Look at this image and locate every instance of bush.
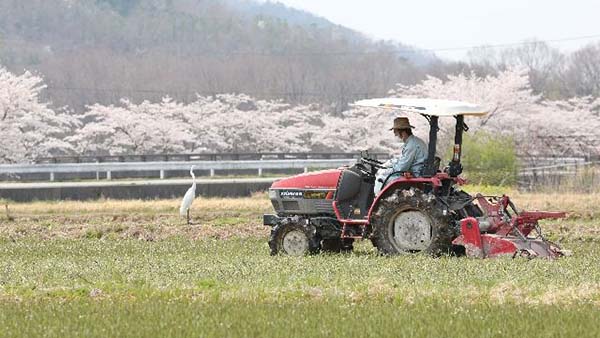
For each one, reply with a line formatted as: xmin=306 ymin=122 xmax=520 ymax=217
xmin=448 ymin=131 xmax=519 ymax=186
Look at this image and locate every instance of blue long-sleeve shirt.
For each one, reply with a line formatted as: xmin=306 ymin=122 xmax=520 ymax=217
xmin=374 ymin=135 xmax=428 ymax=194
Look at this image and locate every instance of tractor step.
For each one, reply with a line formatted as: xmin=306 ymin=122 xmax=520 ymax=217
xmin=341 ymin=235 xmax=365 ymax=239
xmin=332 ymin=200 xmax=370 ymax=239
xmin=340 ymin=223 xmax=368 ymax=239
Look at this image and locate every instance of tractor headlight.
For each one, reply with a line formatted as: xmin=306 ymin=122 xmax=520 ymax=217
xmin=268 ymin=189 xmax=278 ymax=199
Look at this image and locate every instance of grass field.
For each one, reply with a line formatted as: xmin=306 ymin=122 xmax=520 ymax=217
xmin=1 ymin=187 xmax=599 ymax=337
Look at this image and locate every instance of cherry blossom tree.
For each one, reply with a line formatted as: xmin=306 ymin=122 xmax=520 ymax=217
xmin=67 ymin=98 xmax=194 ymax=155
xmin=68 ymin=71 xmax=587 ymax=158
xmin=180 ymin=94 xmax=306 ymax=153
xmin=527 ymin=96 xmax=600 ymax=157
xmin=4 ymin=64 xmax=598 ymax=163
xmin=69 ymin=93 xmax=341 ymax=155
xmin=383 ymin=69 xmax=599 ymax=158
xmin=0 ymin=66 xmax=76 ymax=163
xmin=389 ymin=68 xmax=540 ymax=129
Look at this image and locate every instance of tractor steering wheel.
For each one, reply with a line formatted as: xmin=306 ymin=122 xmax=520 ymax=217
xmin=355 ymin=163 xmax=373 ymax=176
xmin=361 ymin=157 xmax=386 ymax=170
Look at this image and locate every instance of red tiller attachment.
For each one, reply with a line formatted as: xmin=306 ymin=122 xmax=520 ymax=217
xmin=452 ymin=194 xmax=568 ymax=259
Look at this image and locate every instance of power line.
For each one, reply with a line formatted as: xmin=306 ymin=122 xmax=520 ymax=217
xmin=2 ymin=33 xmax=600 ymax=56
xmin=45 ymin=86 xmax=382 ymax=98
xmin=427 ymin=34 xmax=600 ymax=53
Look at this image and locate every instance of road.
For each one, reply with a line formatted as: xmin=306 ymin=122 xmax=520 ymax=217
xmin=0 ymin=178 xmax=278 ymax=201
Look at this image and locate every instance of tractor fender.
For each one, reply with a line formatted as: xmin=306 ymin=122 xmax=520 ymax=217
xmin=367 ymin=176 xmax=443 ymax=220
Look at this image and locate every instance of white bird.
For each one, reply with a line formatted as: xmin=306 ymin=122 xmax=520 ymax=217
xmin=179 ymin=165 xmax=197 ymax=224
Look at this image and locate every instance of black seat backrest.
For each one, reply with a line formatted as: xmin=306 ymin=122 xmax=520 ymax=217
xmin=335 ymin=169 xmax=362 ymax=202
xmin=335 ymin=168 xmax=374 ymax=219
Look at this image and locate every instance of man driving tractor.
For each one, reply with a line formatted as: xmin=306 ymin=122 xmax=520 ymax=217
xmin=374 ymin=117 xmax=428 ymax=194
xmin=265 ymin=98 xmax=568 ymax=259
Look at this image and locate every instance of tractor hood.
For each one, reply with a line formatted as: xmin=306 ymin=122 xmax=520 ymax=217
xmin=271 ymin=169 xmax=342 ymax=190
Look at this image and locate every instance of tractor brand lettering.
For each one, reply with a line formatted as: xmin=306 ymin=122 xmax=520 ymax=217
xmin=279 ymin=190 xmax=303 ymax=199
xmin=303 ymin=191 xmax=327 ymax=199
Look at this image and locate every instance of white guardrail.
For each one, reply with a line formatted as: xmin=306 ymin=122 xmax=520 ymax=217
xmin=0 ymin=159 xmax=356 ymax=181
xmin=2 ymin=158 xmax=597 ymax=182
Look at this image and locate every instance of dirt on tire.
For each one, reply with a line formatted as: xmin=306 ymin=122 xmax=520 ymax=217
xmin=370 ymin=187 xmax=453 ymax=256
xmin=268 ymin=220 xmax=320 ymax=255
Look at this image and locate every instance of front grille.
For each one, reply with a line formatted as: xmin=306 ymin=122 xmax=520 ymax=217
xmin=314 ymin=200 xmax=334 ymax=213
xmin=271 ymin=200 xmax=281 ymax=211
xmin=282 ymin=200 xmax=300 ymax=211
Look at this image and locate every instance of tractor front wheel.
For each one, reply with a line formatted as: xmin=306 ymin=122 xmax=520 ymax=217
xmin=370 ymin=187 xmax=452 ymax=255
xmin=269 ymin=221 xmax=320 ymax=256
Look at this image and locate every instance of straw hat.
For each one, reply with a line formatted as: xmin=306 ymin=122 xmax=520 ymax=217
xmin=389 ymin=117 xmax=415 ymax=130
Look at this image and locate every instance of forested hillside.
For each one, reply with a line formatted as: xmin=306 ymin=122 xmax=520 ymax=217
xmin=0 ymin=0 xmax=433 ymax=111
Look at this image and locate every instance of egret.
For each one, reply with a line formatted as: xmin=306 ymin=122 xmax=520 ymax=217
xmin=179 ymin=165 xmax=197 ymax=224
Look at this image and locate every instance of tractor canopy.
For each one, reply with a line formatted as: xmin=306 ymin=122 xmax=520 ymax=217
xmin=351 ymin=98 xmax=489 ymax=178
xmin=351 ymin=98 xmax=488 ymax=117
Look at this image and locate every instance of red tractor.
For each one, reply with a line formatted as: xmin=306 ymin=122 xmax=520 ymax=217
xmin=263 ymin=98 xmax=567 ymax=258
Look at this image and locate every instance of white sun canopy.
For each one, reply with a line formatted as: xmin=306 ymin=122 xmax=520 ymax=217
xmin=351 ymin=98 xmax=488 ymax=117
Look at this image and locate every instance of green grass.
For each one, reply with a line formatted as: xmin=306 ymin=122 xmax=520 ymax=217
xmin=2 ymin=238 xmax=599 ymax=300
xmin=0 ymin=237 xmax=599 ymax=337
xmin=1 ymin=299 xmax=598 ymax=338
xmin=0 ymin=194 xmax=599 ymax=337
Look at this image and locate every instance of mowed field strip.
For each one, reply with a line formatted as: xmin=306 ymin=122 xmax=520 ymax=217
xmin=0 ymin=186 xmax=599 ymax=337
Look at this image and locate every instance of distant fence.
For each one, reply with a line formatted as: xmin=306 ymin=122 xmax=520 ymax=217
xmin=3 ymin=153 xmax=598 ymax=190
xmin=0 ymin=159 xmax=362 ymax=182
xmin=34 ymin=152 xmax=389 ymax=164
xmin=4 ymin=152 xmax=389 ymax=182
xmin=518 ymin=160 xmax=600 ymax=191
xmin=518 ymin=155 xmax=597 ymax=168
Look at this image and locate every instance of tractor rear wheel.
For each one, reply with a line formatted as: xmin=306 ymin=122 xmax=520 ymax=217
xmin=269 ymin=221 xmax=320 ymax=256
xmin=370 ymin=187 xmax=452 ymax=255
